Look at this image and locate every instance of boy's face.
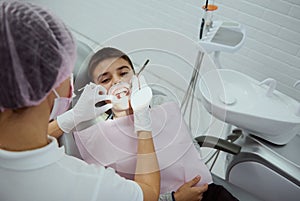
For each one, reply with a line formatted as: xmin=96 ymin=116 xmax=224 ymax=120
xmin=92 ymin=57 xmax=134 ymax=92
xmin=92 ymin=57 xmax=134 ymax=113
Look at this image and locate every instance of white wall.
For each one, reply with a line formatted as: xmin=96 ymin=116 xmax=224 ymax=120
xmin=28 ymin=0 xmax=300 ymax=102
xmin=214 ymin=0 xmax=300 ymax=102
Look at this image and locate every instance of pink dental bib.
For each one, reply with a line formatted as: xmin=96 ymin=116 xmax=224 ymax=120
xmin=73 ymin=102 xmax=212 ymax=193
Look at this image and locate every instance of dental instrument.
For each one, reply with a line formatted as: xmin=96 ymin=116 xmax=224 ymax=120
xmin=77 ymin=82 xmax=97 ymax=92
xmin=136 ymin=59 xmax=150 ymax=77
xmin=199 ymin=0 xmax=208 ymax=40
xmin=205 ymin=0 xmax=209 ymax=10
xmin=199 ymin=18 xmax=205 ymax=39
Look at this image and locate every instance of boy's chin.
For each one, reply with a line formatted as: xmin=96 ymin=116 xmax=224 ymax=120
xmin=111 ymin=105 xmax=132 ymax=118
xmin=112 ymin=96 xmax=130 ymax=111
xmin=112 ymin=101 xmax=130 ymax=112
xmin=112 ymin=105 xmax=129 ymax=112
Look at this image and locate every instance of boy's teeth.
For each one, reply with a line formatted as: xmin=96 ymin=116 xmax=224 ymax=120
xmin=116 ymin=92 xmax=126 ymax=99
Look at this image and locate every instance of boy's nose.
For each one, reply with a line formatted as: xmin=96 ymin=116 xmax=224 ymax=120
xmin=112 ymin=76 xmax=121 ymax=85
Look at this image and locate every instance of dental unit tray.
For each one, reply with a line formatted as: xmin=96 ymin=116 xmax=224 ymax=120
xmin=199 ymin=21 xmax=246 ymax=53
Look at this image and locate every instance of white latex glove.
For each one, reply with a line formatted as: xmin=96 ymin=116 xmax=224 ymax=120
xmin=57 ymin=83 xmax=113 ymax=133
xmin=130 ymin=75 xmax=152 ymax=132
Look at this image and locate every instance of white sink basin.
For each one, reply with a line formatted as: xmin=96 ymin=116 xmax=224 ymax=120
xmin=199 ymin=69 xmax=300 ymax=145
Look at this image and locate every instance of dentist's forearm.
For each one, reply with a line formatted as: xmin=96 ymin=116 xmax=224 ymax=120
xmin=135 ymin=130 xmax=160 ymax=201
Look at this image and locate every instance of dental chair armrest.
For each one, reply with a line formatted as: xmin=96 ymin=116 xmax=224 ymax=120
xmin=195 ymin=136 xmax=241 ymax=155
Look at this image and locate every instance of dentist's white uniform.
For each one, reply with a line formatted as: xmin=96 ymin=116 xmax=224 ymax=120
xmin=0 ymin=136 xmax=143 ymax=201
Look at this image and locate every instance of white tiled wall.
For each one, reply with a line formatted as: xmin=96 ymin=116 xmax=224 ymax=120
xmin=213 ymin=0 xmax=300 ymax=102
xmin=29 ymin=0 xmax=300 ymax=102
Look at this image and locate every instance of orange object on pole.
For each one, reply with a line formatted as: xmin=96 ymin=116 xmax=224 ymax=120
xmin=202 ymin=4 xmax=218 ymax=11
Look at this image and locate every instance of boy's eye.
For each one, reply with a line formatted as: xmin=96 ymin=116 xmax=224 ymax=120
xmin=120 ymin=71 xmax=129 ymax=76
xmin=100 ymin=78 xmax=110 ymax=84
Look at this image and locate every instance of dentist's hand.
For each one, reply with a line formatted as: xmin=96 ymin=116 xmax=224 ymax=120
xmin=130 ymin=75 xmax=152 ymax=132
xmin=57 ymin=83 xmax=113 ymax=133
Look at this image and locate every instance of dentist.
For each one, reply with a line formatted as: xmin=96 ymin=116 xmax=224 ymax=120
xmin=0 ymin=1 xmax=160 ymax=201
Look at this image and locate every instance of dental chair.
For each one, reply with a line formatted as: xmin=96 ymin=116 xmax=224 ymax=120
xmin=225 ymin=130 xmax=300 ymax=201
xmin=57 ymin=36 xmax=262 ymax=201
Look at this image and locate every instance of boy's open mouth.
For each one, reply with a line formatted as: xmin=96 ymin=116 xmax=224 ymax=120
xmin=111 ymin=87 xmax=130 ymax=99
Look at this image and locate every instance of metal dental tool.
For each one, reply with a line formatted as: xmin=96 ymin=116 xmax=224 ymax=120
xmin=136 ymin=59 xmax=150 ymax=77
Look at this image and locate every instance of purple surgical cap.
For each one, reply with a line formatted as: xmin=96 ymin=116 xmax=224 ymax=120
xmin=0 ymin=1 xmax=76 ymax=111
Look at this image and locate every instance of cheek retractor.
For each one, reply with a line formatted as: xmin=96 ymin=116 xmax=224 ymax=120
xmin=108 ymin=82 xmax=131 ymax=111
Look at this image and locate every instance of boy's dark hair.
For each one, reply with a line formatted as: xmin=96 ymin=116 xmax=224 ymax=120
xmin=88 ymin=47 xmax=135 ymax=79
